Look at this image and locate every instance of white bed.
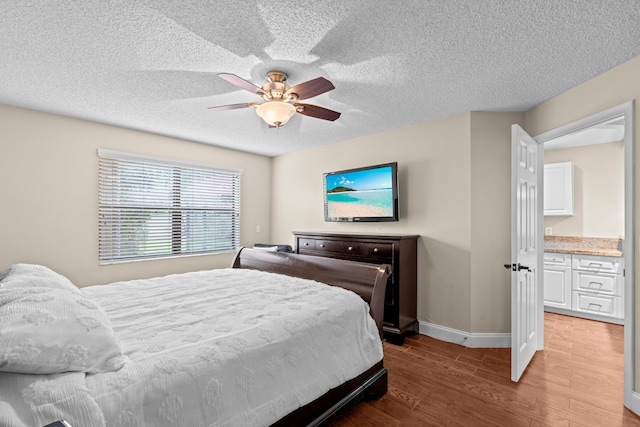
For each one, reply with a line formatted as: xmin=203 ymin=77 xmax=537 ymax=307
xmin=0 ymin=248 xmax=390 ymax=427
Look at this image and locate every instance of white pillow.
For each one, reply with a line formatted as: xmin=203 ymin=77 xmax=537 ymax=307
xmin=253 ymin=245 xmax=279 ymax=252
xmin=0 ymin=287 xmax=125 ymax=374
xmin=0 ymin=263 xmax=77 ymax=292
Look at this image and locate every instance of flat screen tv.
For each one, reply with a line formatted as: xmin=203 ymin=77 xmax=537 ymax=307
xmin=323 ymin=162 xmax=399 ymax=222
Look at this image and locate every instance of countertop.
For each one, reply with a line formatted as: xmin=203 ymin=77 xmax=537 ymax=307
xmin=544 ymin=236 xmax=623 ymax=257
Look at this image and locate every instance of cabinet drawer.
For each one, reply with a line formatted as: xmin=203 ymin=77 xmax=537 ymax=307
xmin=297 ymin=238 xmax=316 ymax=251
xmin=315 ymin=240 xmax=362 ymax=256
xmin=572 ymin=271 xmax=623 ymax=296
xmin=361 ymin=243 xmax=393 ymax=260
xmin=572 ymin=292 xmax=622 ymax=318
xmin=572 ymin=254 xmax=623 ymax=274
xmin=543 ymin=252 xmax=571 ymax=267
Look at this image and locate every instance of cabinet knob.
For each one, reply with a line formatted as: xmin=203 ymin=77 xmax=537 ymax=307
xmin=320 ymin=244 xmax=324 ymax=247
xmin=348 ymin=246 xmax=353 ymax=251
xmin=373 ymin=248 xmax=379 ymax=253
xmin=304 ymin=242 xmax=309 ymax=246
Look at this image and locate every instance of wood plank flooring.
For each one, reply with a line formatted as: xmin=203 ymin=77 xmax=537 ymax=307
xmin=329 ymin=312 xmax=640 ymax=426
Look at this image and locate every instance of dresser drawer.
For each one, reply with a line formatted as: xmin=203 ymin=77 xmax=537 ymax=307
xmin=297 ymin=238 xmax=316 ymax=251
xmin=315 ymin=240 xmax=362 ymax=256
xmin=361 ymin=243 xmax=393 ymax=260
xmin=572 ymin=292 xmax=622 ymax=318
xmin=572 ymin=271 xmax=623 ymax=296
xmin=543 ymin=252 xmax=571 ymax=267
xmin=572 ymin=254 xmax=623 ymax=274
xmin=313 ymin=240 xmax=393 ymax=260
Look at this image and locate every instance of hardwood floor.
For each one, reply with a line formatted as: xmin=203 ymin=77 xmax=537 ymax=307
xmin=329 ymin=312 xmax=640 ymax=426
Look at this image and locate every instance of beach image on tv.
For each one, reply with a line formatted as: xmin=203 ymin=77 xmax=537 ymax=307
xmin=325 ymin=166 xmax=394 ymax=218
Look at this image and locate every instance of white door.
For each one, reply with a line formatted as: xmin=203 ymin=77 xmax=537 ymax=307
xmin=510 ymin=124 xmax=541 ymax=382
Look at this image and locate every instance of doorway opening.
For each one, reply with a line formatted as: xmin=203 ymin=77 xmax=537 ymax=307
xmin=542 ymin=115 xmax=625 ymax=324
xmin=531 ymin=101 xmax=634 ymax=410
xmin=541 ymin=114 xmax=626 ymax=410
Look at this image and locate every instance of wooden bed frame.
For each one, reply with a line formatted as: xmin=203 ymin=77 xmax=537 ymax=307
xmin=230 ymin=247 xmax=392 ymax=426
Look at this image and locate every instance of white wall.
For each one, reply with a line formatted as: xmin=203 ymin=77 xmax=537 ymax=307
xmin=0 ymin=104 xmax=272 ymax=286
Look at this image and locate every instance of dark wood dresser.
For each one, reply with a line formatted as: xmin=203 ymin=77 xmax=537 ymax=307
xmin=293 ymin=231 xmax=419 ymax=344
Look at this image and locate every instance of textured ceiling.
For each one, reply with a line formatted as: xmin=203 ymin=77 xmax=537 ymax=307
xmin=1 ymin=1 xmax=640 ymax=157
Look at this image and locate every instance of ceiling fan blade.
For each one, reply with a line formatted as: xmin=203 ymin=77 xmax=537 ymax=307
xmin=207 ymin=102 xmax=256 ymax=111
xmin=218 ymin=73 xmax=265 ymax=96
xmin=294 ymin=103 xmax=341 ymax=121
xmin=285 ymin=77 xmax=335 ymax=100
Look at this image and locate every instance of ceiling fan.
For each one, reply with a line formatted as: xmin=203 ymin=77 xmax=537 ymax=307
xmin=208 ymin=71 xmax=341 ymax=128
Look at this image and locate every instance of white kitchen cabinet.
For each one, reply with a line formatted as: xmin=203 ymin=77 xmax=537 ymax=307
xmin=544 ymin=162 xmax=574 ymax=216
xmin=571 ymin=254 xmax=624 ymax=320
xmin=571 ymin=254 xmax=623 ymax=274
xmin=543 ymin=252 xmax=624 ymax=323
xmin=543 ymin=253 xmax=572 ymax=310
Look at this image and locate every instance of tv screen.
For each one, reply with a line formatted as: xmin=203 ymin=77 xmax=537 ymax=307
xmin=323 ymin=162 xmax=399 ymax=222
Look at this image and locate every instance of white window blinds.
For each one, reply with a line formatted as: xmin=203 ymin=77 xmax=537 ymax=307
xmin=98 ymin=149 xmax=242 ymax=264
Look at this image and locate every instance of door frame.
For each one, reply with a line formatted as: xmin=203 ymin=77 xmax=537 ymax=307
xmin=531 ymin=100 xmax=635 ymax=410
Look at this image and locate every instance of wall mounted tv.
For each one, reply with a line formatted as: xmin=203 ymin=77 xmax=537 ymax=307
xmin=323 ymin=162 xmax=399 ymax=222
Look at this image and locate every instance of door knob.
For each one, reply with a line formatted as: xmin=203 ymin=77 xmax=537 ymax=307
xmin=503 ymin=263 xmax=531 ymax=272
xmin=517 ymin=264 xmax=532 ymax=272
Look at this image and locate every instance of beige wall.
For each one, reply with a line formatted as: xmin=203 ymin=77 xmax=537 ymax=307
xmin=272 ymin=111 xmax=523 ymax=333
xmin=544 ymin=142 xmax=624 ymax=238
xmin=0 ymin=104 xmax=272 ymax=286
xmin=469 ymin=112 xmax=523 ymax=333
xmin=525 ymin=55 xmax=640 ymax=391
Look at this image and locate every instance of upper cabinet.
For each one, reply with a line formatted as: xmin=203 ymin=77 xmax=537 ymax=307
xmin=544 ymin=161 xmax=574 ymax=216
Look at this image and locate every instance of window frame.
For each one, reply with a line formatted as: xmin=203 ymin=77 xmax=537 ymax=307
xmin=97 ymin=148 xmax=242 ymax=265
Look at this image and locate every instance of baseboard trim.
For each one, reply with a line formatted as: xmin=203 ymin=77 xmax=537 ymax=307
xmin=629 ymin=390 xmax=640 ymax=416
xmin=418 ymin=320 xmax=511 ymax=348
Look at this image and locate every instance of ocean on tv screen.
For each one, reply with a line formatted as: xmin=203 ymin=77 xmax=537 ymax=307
xmin=326 ymin=189 xmax=393 ymax=217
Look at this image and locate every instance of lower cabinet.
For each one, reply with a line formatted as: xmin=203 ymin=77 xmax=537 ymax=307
xmin=543 ymin=252 xmax=624 ymax=323
xmin=543 ymin=253 xmax=571 ymax=310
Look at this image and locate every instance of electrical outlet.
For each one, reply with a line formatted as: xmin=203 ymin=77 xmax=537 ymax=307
xmin=545 ymin=227 xmax=552 ymax=236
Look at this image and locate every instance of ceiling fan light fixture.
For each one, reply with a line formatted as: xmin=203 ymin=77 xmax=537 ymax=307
xmin=210 ymin=71 xmax=340 ymax=125
xmin=256 ymin=101 xmax=296 ymax=127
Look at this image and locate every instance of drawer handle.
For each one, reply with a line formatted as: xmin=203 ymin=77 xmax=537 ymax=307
xmin=304 ymin=242 xmax=309 ymax=246
xmin=588 ymin=262 xmax=603 ymax=267
xmin=373 ymin=248 xmax=379 ymax=253
xmin=588 ymin=281 xmax=603 ymax=289
xmin=319 ymin=244 xmax=324 ymax=247
xmin=348 ymin=246 xmax=353 ymax=251
xmin=587 ymin=302 xmax=602 ymax=310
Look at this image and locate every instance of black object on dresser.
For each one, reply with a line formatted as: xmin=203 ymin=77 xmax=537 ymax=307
xmin=293 ymin=231 xmax=419 ymax=344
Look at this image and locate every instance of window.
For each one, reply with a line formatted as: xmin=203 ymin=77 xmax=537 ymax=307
xmin=98 ymin=149 xmax=242 ymax=264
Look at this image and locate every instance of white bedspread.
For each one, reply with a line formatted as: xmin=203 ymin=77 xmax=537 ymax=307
xmin=79 ymin=268 xmax=383 ymax=427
